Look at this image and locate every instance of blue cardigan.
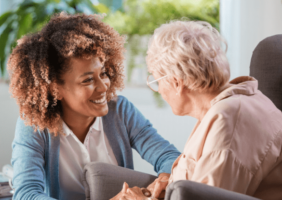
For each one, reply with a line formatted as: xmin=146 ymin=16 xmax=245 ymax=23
xmin=11 ymin=95 xmax=181 ymax=200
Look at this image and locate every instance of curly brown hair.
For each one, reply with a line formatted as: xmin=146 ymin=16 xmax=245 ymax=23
xmin=8 ymin=12 xmax=125 ymax=135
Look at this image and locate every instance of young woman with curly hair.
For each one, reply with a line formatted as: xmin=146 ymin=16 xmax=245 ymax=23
xmin=8 ymin=13 xmax=180 ymax=200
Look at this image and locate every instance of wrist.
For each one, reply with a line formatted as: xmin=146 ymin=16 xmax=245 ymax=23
xmin=158 ymin=173 xmax=170 ymax=178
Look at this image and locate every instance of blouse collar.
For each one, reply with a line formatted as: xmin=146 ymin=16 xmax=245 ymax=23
xmin=210 ymin=76 xmax=258 ymax=106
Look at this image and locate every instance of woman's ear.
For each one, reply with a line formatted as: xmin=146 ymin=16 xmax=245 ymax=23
xmin=172 ymin=76 xmax=184 ymax=96
xmin=50 ymin=82 xmax=63 ymax=100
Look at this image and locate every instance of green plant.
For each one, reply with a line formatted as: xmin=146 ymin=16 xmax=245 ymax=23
xmin=0 ymin=0 xmax=117 ymax=77
xmin=105 ymin=0 xmax=219 ymax=36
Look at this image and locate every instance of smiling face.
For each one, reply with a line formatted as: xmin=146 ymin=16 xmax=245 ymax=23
xmin=57 ymin=57 xmax=110 ymax=120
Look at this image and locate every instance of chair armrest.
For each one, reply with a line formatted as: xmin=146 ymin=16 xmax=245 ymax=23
xmin=165 ymin=180 xmax=261 ymax=200
xmin=82 ymin=162 xmax=157 ymax=200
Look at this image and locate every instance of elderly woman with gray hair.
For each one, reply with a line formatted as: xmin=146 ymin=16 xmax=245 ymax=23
xmin=111 ymin=20 xmax=282 ymax=200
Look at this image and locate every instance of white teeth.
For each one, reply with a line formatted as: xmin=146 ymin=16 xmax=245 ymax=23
xmin=90 ymin=96 xmax=106 ymax=104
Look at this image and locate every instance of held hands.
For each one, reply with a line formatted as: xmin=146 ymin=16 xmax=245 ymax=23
xmin=110 ymin=182 xmax=148 ymax=200
xmin=110 ymin=173 xmax=170 ymax=200
xmin=146 ymin=173 xmax=170 ymax=199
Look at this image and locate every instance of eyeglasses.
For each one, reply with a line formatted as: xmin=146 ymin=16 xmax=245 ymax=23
xmin=147 ymin=74 xmax=168 ymax=92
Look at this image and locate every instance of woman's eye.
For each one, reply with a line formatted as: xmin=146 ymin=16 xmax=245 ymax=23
xmin=82 ymin=77 xmax=93 ymax=83
xmin=101 ymin=72 xmax=109 ymax=78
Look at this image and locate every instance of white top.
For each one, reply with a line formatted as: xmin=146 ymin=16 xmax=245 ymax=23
xmin=59 ymin=117 xmax=118 ymax=200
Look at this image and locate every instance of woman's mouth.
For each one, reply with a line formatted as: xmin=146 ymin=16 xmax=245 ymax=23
xmin=90 ymin=96 xmax=106 ymax=104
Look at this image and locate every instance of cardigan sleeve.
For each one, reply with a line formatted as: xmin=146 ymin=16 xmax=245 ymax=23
xmin=11 ymin=117 xmax=56 ymax=200
xmin=120 ymin=96 xmax=181 ymax=175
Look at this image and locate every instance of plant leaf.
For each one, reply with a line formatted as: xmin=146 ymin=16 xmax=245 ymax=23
xmin=17 ymin=13 xmax=33 ymax=39
xmin=0 ymin=11 xmax=13 ymax=27
xmin=0 ymin=25 xmax=11 ymax=59
xmin=0 ymin=58 xmax=5 ymax=76
xmin=93 ymin=3 xmax=110 ymax=13
xmin=0 ymin=23 xmax=12 ymax=77
xmin=19 ymin=0 xmax=38 ymax=7
xmin=51 ymin=0 xmax=61 ymax=3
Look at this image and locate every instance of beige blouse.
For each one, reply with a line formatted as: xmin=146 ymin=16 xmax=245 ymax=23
xmin=169 ymin=76 xmax=282 ymax=200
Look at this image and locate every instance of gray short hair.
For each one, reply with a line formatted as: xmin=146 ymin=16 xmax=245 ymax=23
xmin=146 ymin=20 xmax=230 ymax=92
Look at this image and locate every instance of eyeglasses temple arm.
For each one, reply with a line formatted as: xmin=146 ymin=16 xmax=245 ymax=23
xmin=147 ymin=75 xmax=168 ymax=84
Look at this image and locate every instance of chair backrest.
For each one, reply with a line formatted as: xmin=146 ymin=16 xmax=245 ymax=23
xmin=250 ymin=34 xmax=282 ymax=111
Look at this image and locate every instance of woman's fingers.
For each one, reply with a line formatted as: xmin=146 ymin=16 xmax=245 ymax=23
xmin=152 ymin=179 xmax=168 ymax=198
xmin=111 ymin=184 xmax=145 ymax=200
xmin=146 ymin=179 xmax=157 ymax=195
xmin=141 ymin=188 xmax=151 ymax=197
xmin=110 ymin=182 xmax=129 ymax=200
xmin=117 ymin=190 xmax=135 ymax=200
xmin=118 ymin=194 xmax=132 ymax=200
xmin=122 ymin=182 xmax=129 ymax=193
xmin=147 ymin=174 xmax=170 ymax=198
xmin=126 ymin=188 xmax=145 ymax=200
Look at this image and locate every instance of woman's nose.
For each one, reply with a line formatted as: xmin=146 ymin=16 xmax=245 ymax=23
xmin=96 ymin=78 xmax=109 ymax=92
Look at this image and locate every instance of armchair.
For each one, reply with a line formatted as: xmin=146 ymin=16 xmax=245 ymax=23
xmin=82 ymin=162 xmax=157 ymax=200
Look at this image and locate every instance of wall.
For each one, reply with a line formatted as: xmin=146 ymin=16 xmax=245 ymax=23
xmin=220 ymin=0 xmax=282 ymax=79
xmin=0 ymin=84 xmax=19 ymax=170
xmin=0 ymin=0 xmax=15 ymax=170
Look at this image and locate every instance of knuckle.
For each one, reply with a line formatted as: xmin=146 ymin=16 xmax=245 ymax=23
xmin=147 ymin=185 xmax=153 ymax=190
xmin=127 ymin=188 xmax=132 ymax=192
xmin=156 ymin=180 xmax=161 ymax=185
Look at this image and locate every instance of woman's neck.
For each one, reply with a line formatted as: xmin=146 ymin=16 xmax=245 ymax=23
xmin=62 ymin=109 xmax=96 ymax=143
xmin=187 ymin=92 xmax=216 ymax=121
xmin=187 ymin=84 xmax=233 ymax=121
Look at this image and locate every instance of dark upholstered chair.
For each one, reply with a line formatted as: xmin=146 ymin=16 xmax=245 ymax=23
xmin=83 ymin=35 xmax=282 ymax=200
xmin=250 ymin=34 xmax=282 ymax=112
xmin=82 ymin=162 xmax=157 ymax=200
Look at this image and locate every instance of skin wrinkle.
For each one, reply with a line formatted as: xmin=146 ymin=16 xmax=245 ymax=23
xmin=8 ymin=13 xmax=125 ymax=136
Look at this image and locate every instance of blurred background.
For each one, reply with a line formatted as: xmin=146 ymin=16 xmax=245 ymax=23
xmin=0 ymin=0 xmax=281 ymax=175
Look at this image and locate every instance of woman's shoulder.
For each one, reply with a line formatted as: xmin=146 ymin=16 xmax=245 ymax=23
xmin=108 ymin=95 xmax=130 ymax=106
xmin=203 ymin=92 xmax=282 ymax=173
xmin=205 ymin=94 xmax=246 ymax=131
xmin=104 ymin=95 xmax=149 ymax=129
xmin=209 ymin=94 xmax=242 ymax=118
xmin=14 ymin=117 xmax=49 ymax=145
xmin=200 ymin=96 xmax=242 ymax=153
xmin=107 ymin=95 xmax=135 ymax=115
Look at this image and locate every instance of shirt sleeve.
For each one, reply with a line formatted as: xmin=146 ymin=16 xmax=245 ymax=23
xmin=191 ymin=149 xmax=253 ymax=194
xmin=11 ymin=117 xmax=57 ymax=200
xmin=121 ymin=96 xmax=181 ymax=175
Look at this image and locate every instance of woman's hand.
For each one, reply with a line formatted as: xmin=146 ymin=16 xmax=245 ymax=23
xmin=110 ymin=182 xmax=148 ymax=200
xmin=110 ymin=173 xmax=170 ymax=200
xmin=146 ymin=173 xmax=170 ymax=199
